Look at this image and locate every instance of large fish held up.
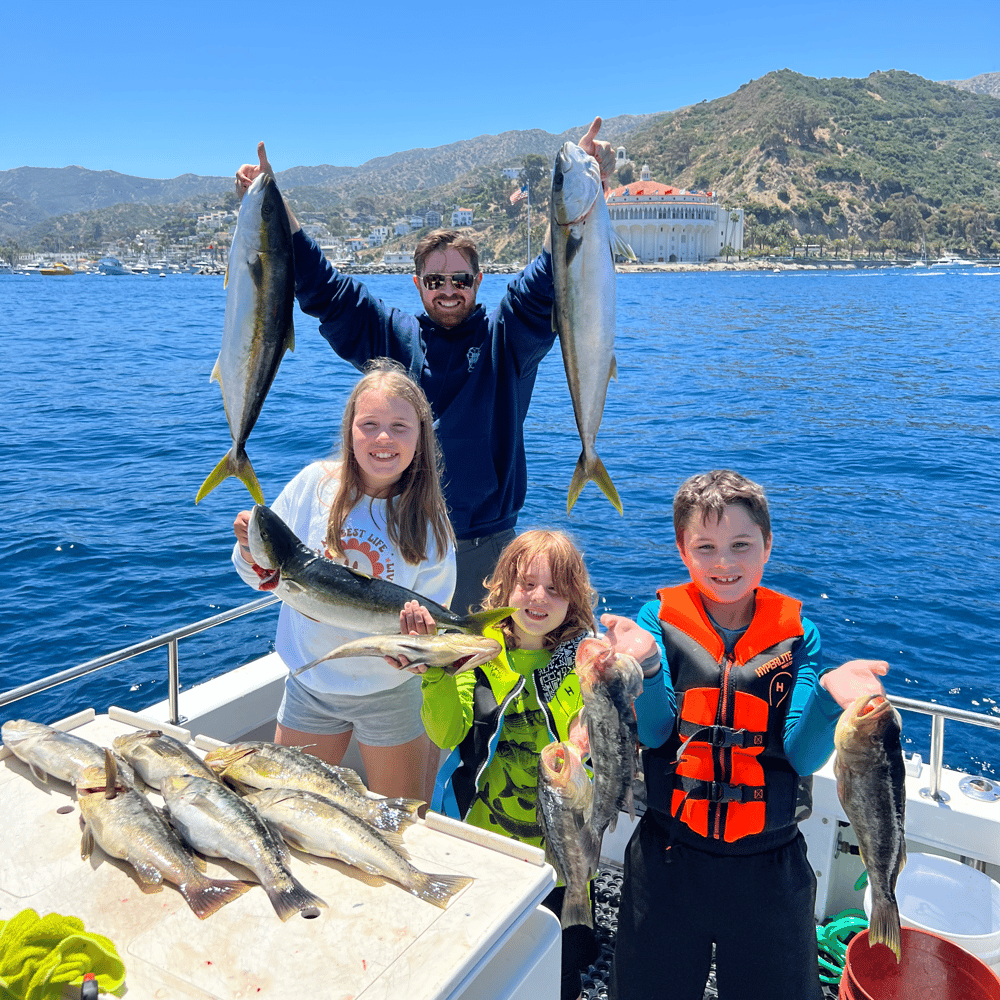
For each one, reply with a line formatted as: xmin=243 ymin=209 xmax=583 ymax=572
xmin=196 ymin=172 xmax=295 ymax=506
xmin=536 ymin=741 xmax=599 ymax=929
xmin=550 ymin=141 xmax=634 ymax=516
xmin=834 ymin=694 xmax=907 ymax=962
xmin=574 ymin=637 xmax=643 ymax=844
xmin=246 ymin=504 xmax=513 ymax=635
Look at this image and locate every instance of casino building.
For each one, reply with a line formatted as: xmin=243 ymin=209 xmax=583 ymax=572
xmin=607 ymin=152 xmax=744 ymax=263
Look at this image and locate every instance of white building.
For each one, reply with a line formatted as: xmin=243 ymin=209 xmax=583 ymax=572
xmin=382 ymin=251 xmax=414 ymax=266
xmin=502 ymin=167 xmax=522 ymax=180
xmin=424 ymin=210 xmax=442 ymax=229
xmin=607 ymin=164 xmax=744 ymax=263
xmin=451 ymin=208 xmax=473 ymax=228
xmin=367 ymin=226 xmax=389 ymax=247
xmin=409 ymin=215 xmax=425 ymax=230
xmin=394 ymin=220 xmax=411 ymax=236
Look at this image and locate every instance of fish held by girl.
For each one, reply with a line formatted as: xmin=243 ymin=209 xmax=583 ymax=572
xmin=246 ymin=504 xmax=513 ymax=635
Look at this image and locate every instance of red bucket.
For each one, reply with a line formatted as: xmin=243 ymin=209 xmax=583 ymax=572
xmin=840 ymin=927 xmax=1000 ymax=1000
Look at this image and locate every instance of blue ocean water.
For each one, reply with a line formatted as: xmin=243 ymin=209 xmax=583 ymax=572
xmin=3 ymin=267 xmax=998 ymax=777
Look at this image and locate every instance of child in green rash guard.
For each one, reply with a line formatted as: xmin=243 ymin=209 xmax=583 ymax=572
xmin=395 ymin=530 xmax=599 ymax=1000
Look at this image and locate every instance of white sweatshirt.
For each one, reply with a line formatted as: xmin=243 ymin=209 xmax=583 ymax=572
xmin=232 ymin=461 xmax=456 ymax=695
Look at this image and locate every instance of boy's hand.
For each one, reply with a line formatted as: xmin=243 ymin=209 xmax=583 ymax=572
xmin=820 ymin=659 xmax=889 ymax=709
xmin=567 ymin=713 xmax=590 ymax=757
xmin=600 ymin=614 xmax=660 ymax=677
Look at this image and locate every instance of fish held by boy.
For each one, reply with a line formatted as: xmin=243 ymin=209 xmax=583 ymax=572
xmin=550 ymin=140 xmax=633 ymax=516
xmin=536 ymin=741 xmax=600 ymax=929
xmin=246 ymin=504 xmax=514 ymax=635
xmin=245 ymin=786 xmax=473 ymax=909
xmin=291 ymin=633 xmax=502 ymax=678
xmin=834 ymin=694 xmax=907 ymax=962
xmin=203 ymin=740 xmax=422 ymax=834
xmin=112 ymin=729 xmax=219 ymax=791
xmin=76 ymin=751 xmax=254 ymax=919
xmin=2 ymin=719 xmax=135 ymax=787
xmin=160 ymin=773 xmax=326 ymax=921
xmin=196 ymin=172 xmax=295 ymax=506
xmin=574 ymin=637 xmax=644 ymax=842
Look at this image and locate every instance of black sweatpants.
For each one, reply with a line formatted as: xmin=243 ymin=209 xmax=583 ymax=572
xmin=543 ymin=885 xmax=600 ymax=1000
xmin=608 ymin=812 xmax=822 ymax=1000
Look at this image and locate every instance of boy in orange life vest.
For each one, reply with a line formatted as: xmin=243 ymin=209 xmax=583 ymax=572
xmin=601 ymin=469 xmax=889 ymax=1000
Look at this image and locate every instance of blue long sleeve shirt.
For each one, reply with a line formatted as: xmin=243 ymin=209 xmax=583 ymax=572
xmin=292 ymin=231 xmax=557 ymax=539
xmin=633 ymin=597 xmax=843 ymax=776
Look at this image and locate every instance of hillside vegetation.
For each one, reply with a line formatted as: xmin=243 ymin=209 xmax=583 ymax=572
xmin=4 ymin=71 xmax=1000 ymax=261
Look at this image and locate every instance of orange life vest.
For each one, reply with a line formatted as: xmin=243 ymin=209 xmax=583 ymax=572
xmin=643 ymin=582 xmax=804 ymax=851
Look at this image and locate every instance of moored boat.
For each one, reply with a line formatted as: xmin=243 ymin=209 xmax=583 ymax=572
xmin=39 ymin=261 xmax=75 ymax=275
xmin=97 ymin=255 xmax=133 ymax=275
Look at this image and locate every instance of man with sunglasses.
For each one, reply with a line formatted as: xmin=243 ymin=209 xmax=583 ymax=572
xmin=235 ymin=117 xmax=614 ymax=613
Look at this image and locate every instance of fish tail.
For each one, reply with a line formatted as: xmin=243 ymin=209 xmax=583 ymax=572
xmin=195 ymin=447 xmax=265 ymax=506
xmin=457 ymin=607 xmax=519 ymax=635
xmin=567 ymin=451 xmax=623 ymax=515
xmin=560 ymin=885 xmax=594 ymax=929
xmin=264 ymin=874 xmax=327 ymax=922
xmin=868 ymin=897 xmax=902 ymax=963
xmin=409 ymin=872 xmax=473 ymax=910
xmin=376 ymin=797 xmax=423 ymax=832
xmin=181 ymin=876 xmax=256 ymax=920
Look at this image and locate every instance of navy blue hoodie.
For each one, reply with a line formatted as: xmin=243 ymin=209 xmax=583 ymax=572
xmin=292 ymin=231 xmax=557 ymax=539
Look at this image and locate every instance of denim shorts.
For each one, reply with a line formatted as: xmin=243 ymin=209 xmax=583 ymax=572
xmin=277 ymin=671 xmax=426 ymax=747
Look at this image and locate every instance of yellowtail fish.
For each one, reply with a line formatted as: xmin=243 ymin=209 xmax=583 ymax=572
xmin=196 ymin=172 xmax=294 ymax=505
xmin=550 ymin=141 xmax=634 ymax=515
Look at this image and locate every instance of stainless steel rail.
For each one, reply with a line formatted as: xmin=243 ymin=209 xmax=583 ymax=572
xmin=0 ymin=595 xmax=280 ymax=724
xmin=890 ymin=694 xmax=1000 ymax=803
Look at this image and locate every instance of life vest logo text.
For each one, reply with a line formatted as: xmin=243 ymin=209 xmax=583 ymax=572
xmin=755 ymin=650 xmax=793 ymax=678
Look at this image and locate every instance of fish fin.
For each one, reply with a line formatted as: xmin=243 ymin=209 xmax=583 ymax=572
xmin=559 ymin=888 xmax=595 ymax=929
xmin=374 ymin=797 xmax=423 ymax=833
xmin=868 ymin=897 xmax=902 ymax=963
xmin=264 ymin=874 xmax=327 ymax=922
xmin=29 ymin=762 xmax=50 ymax=783
xmin=564 ymin=232 xmax=585 ymax=268
xmin=333 ymin=766 xmax=370 ymax=795
xmin=248 ymin=253 xmax=265 ymax=289
xmin=223 ymin=263 xmax=229 ymax=289
xmin=610 ymin=355 xmax=618 ymax=382
xmin=80 ymin=822 xmax=94 ymax=860
xmin=455 ymin=607 xmax=518 ymax=635
xmin=129 ymin=859 xmax=166 ymax=889
xmin=180 ymin=876 xmax=256 ymax=920
xmin=567 ymin=452 xmax=623 ymax=516
xmin=551 ymin=302 xmax=559 ymax=335
xmin=409 ymin=872 xmax=474 ymax=910
xmin=195 ymin=447 xmax=265 ymax=506
xmin=285 ymin=320 xmax=295 ymax=354
xmin=209 ymin=356 xmax=221 ymax=385
xmin=611 ymin=233 xmax=637 ymax=261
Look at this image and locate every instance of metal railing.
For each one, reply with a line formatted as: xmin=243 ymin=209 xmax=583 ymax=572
xmin=890 ymin=694 xmax=1000 ymax=803
xmin=0 ymin=595 xmax=279 ymax=724
xmin=2 ymin=606 xmax=999 ymax=799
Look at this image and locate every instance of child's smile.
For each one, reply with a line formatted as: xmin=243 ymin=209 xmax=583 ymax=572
xmin=508 ymin=556 xmax=569 ymax=650
xmin=677 ymin=503 xmax=772 ymax=630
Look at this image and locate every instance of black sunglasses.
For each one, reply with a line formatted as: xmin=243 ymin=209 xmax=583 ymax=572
xmin=421 ymin=271 xmax=475 ymax=291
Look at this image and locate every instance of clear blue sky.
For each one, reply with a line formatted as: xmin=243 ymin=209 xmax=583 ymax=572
xmin=7 ymin=0 xmax=998 ymax=179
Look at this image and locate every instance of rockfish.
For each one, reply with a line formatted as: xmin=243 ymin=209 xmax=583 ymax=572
xmin=2 ymin=719 xmax=135 ymax=787
xmin=112 ymin=729 xmax=219 ymax=791
xmin=834 ymin=694 xmax=906 ymax=962
xmin=245 ymin=787 xmax=473 ymax=909
xmin=160 ymin=773 xmax=326 ymax=921
xmin=203 ymin=741 xmax=421 ymax=834
xmin=292 ymin=632 xmax=502 ymax=678
xmin=550 ymin=141 xmax=633 ymax=515
xmin=247 ymin=504 xmax=513 ymax=634
xmin=575 ymin=637 xmax=643 ymax=842
xmin=196 ymin=172 xmax=294 ymax=506
xmin=536 ymin=741 xmax=599 ymax=928
xmin=76 ymin=752 xmax=253 ymax=919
